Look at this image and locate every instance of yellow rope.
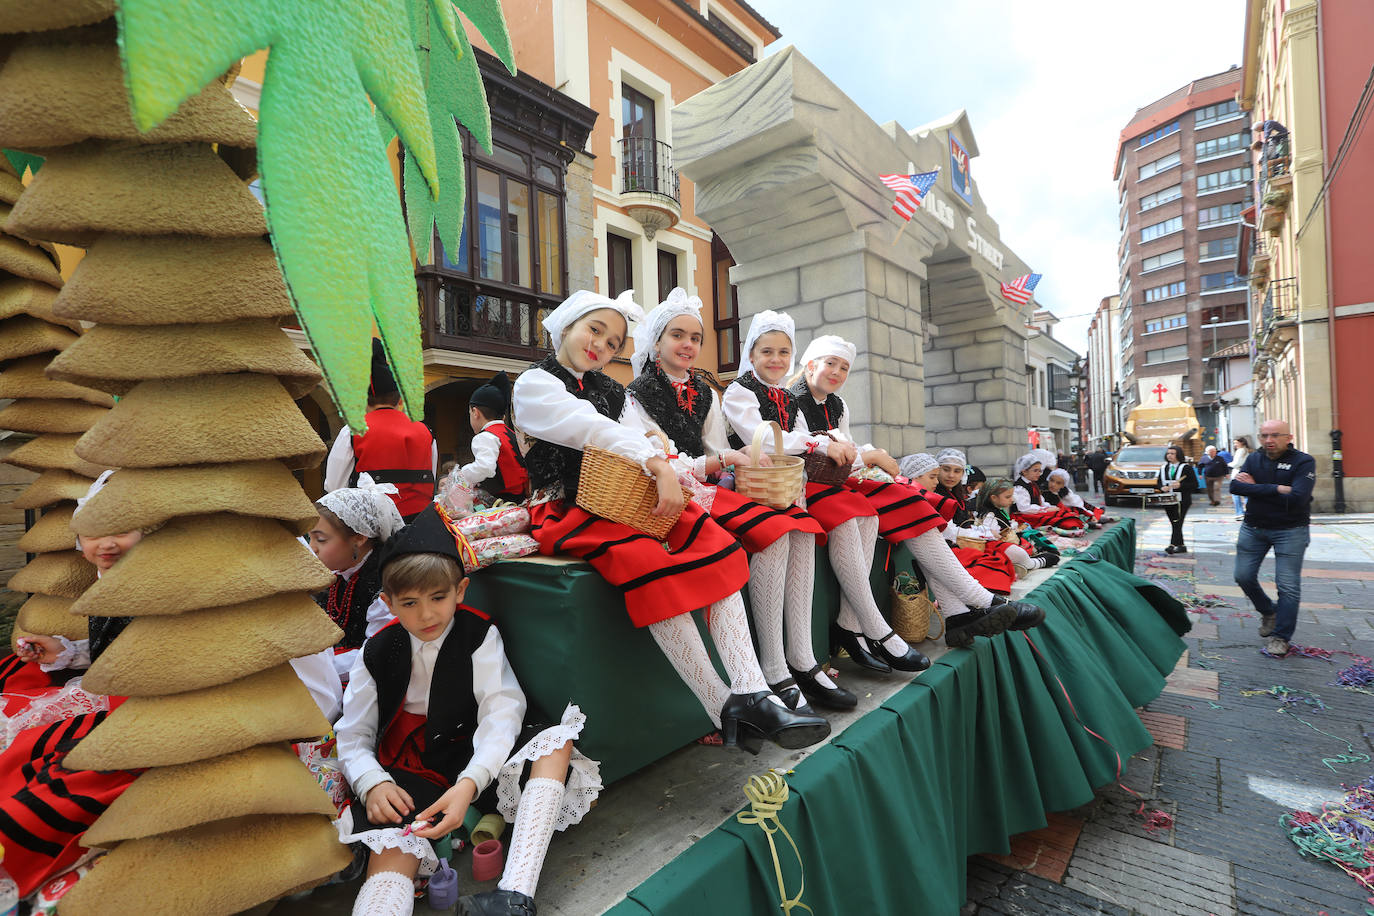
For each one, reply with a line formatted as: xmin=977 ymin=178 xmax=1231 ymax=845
xmin=735 ymin=772 xmax=813 ymax=915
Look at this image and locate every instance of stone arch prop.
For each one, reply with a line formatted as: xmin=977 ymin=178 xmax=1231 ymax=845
xmin=672 ymin=47 xmax=1037 ymax=471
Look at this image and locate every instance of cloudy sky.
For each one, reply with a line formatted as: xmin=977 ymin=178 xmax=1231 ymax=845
xmin=747 ymin=0 xmax=1246 ymax=351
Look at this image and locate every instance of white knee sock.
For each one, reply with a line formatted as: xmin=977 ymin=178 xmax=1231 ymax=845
xmin=498 ymin=776 xmax=563 ymax=899
xmin=747 ymin=537 xmax=790 ymax=684
xmin=353 ymin=871 xmax=414 ymax=916
xmin=783 ymin=530 xmax=836 ymax=688
xmin=707 ymin=591 xmax=774 ymax=698
xmin=1004 ymin=544 xmax=1037 ymax=568
xmin=830 ymin=518 xmax=912 ymax=658
xmin=904 ymin=530 xmax=994 ymax=614
xmin=648 ymin=614 xmax=731 ymax=725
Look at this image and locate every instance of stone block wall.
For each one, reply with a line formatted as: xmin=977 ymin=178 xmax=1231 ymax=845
xmin=565 ymin=151 xmax=597 ymax=296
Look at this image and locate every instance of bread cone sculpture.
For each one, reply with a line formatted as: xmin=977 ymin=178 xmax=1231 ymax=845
xmin=0 ymin=153 xmax=110 ymax=645
xmin=0 ymin=11 xmax=350 ymax=913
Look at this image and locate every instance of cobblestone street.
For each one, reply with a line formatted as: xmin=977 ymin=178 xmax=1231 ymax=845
xmin=965 ymin=501 xmax=1374 ymax=916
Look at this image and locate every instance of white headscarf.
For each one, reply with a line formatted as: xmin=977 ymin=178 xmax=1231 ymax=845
xmin=1032 ymin=448 xmax=1057 ymax=471
xmin=898 ymin=453 xmax=939 ymax=480
xmin=1048 ymin=468 xmax=1074 ymax=492
xmin=936 ymin=448 xmax=967 ymax=469
xmin=740 ymin=310 xmax=796 ymax=378
xmin=318 ymin=473 xmax=405 ymax=541
xmin=541 ymin=289 xmax=644 ymax=350
xmin=72 ymin=469 xmax=116 ymax=550
xmin=631 ymin=287 xmax=704 ymax=377
xmin=1014 ymin=452 xmax=1043 ymax=479
xmin=797 ymin=336 xmax=857 ymax=381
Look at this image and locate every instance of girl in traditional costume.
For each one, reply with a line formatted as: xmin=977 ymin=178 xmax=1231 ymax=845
xmin=1011 ymin=453 xmax=1085 ymax=532
xmin=930 ymin=448 xmax=1020 ymax=593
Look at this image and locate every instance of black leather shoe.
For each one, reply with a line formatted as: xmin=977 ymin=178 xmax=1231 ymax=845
xmin=1040 ymin=552 xmax=1060 ymax=568
xmin=1173 ymin=546 xmax=1188 ymax=554
xmin=459 ymin=890 xmax=537 ymax=916
xmin=944 ymin=603 xmax=1017 ymax=648
xmin=864 ymin=630 xmax=931 ymax=672
xmin=768 ymin=676 xmax=818 ymax=715
xmin=831 ymin=624 xmax=891 ymax=673
xmin=1000 ymin=597 xmax=1045 ymax=630
xmin=788 ymin=664 xmax=858 ymax=710
xmin=1164 ymin=545 xmax=1178 ymax=554
xmin=720 ymin=691 xmax=830 ymax=755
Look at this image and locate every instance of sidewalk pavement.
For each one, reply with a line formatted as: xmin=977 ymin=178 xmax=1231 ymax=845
xmin=964 ymin=501 xmax=1374 ymax=916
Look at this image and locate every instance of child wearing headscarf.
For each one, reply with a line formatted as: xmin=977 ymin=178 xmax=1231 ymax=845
xmin=973 ymin=479 xmax=1061 ymax=573
xmin=512 ymin=290 xmax=827 ymax=755
xmin=1010 ymin=452 xmax=1085 ymax=532
xmin=930 ymin=448 xmax=1021 ymax=594
xmin=1043 ymin=468 xmax=1104 ymax=527
xmin=625 ymin=291 xmax=846 ymax=713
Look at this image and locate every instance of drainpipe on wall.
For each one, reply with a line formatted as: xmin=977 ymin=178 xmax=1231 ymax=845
xmin=1315 ymin=3 xmax=1346 ymax=512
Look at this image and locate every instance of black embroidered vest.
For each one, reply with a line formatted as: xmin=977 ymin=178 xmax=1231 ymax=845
xmin=314 ymin=548 xmax=382 ymax=651
xmin=88 ymin=615 xmax=130 ymax=663
xmin=1015 ymin=478 xmax=1042 ymax=505
xmin=626 ymin=365 xmax=713 ymax=458
xmin=364 ymin=607 xmax=493 ymax=783
xmin=727 ymin=372 xmax=798 ymax=449
xmin=936 ymin=482 xmax=972 ymax=527
xmin=520 ymin=355 xmax=626 ymax=503
xmin=787 ymin=379 xmax=844 ymax=434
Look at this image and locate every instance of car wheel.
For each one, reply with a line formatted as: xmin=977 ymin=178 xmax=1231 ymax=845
xmin=1105 ymin=496 xmax=1120 ymax=507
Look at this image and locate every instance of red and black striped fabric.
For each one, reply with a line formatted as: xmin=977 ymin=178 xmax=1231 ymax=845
xmin=530 ymin=500 xmax=750 ymax=627
xmin=950 ymin=541 xmax=1016 ymax=594
xmin=708 ymin=486 xmax=824 ymax=553
xmin=801 ymin=481 xmax=876 ymax=533
xmin=1012 ymin=506 xmax=1084 ymax=530
xmin=0 ymin=709 xmax=140 ymax=897
xmin=0 ymin=654 xmax=59 ymax=718
xmin=842 ymin=478 xmax=944 ymax=542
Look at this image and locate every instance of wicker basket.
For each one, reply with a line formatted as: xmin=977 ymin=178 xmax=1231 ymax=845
xmin=576 ymin=430 xmax=691 ymax=539
xmin=802 ymin=433 xmax=852 ymax=486
xmin=955 ymin=532 xmax=990 ymax=551
xmin=734 ymin=421 xmax=806 ymax=510
xmin=891 ymin=577 xmax=945 ymax=644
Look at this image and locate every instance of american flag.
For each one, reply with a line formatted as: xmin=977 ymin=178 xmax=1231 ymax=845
xmin=1000 ymin=273 xmax=1042 ymax=304
xmin=879 ymin=169 xmax=940 ymax=220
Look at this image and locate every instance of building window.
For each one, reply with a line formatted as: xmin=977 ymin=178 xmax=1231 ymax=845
xmin=1138 ymin=121 xmax=1180 ymax=148
xmin=1145 ymin=344 xmax=1189 ymax=365
xmin=1139 ymin=184 xmax=1182 ymax=212
xmin=1200 ymin=237 xmax=1238 ymax=260
xmin=1144 ymin=281 xmax=1186 ymax=302
xmin=1197 ymin=165 xmax=1252 ymax=194
xmin=1141 ymin=215 xmax=1183 ymax=243
xmin=707 ymin=10 xmax=756 ymax=62
xmin=1196 ymin=132 xmax=1248 ymax=160
xmin=711 ymin=233 xmax=741 ymax=371
xmin=1195 ymin=99 xmax=1241 ymax=127
xmin=622 ymin=83 xmax=656 ymax=142
xmin=607 ymin=232 xmax=633 ymax=298
xmin=1144 ymin=314 xmax=1187 ymax=333
xmin=1201 ymin=270 xmax=1243 ymax=292
xmin=1202 ymin=303 xmax=1247 ymax=324
xmin=1198 ymin=202 xmax=1245 ymax=228
xmin=1139 ymin=151 xmax=1181 ymax=180
xmin=1121 ymin=326 xmax=1134 ymax=349
xmin=656 ymin=248 xmax=679 ymax=304
xmin=1141 ymin=249 xmax=1184 ymax=272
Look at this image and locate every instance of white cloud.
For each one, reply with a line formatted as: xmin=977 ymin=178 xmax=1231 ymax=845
xmin=747 ymin=0 xmax=1246 ymax=351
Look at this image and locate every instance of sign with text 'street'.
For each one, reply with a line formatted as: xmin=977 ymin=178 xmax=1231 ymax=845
xmin=949 ymin=135 xmax=974 ymax=205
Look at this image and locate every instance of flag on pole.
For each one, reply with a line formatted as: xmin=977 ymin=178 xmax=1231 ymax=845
xmin=1000 ymin=273 xmax=1042 ymax=304
xmin=879 ymin=169 xmax=940 ymax=220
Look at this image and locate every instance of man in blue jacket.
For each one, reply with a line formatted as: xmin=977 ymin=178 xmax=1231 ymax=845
xmin=1230 ymin=419 xmax=1316 ymax=656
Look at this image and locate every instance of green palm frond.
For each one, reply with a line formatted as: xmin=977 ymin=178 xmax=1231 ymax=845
xmin=114 ymin=0 xmax=510 ymax=431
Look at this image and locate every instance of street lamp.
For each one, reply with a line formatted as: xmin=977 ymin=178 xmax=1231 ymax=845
xmin=1111 ymin=382 xmax=1123 ymax=449
xmin=1209 ymin=314 xmax=1219 ymax=356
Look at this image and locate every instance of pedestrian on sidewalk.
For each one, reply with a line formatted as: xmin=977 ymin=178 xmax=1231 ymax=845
xmin=1229 ymin=436 xmax=1251 ymax=519
xmin=1085 ymin=447 xmax=1108 ymax=495
xmin=1230 ymin=419 xmax=1316 ymax=656
xmin=1201 ymin=445 xmax=1231 ymax=506
xmin=1156 ymin=445 xmax=1198 ymax=554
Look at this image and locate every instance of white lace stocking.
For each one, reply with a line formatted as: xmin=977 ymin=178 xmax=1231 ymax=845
xmin=783 ymin=531 xmax=828 ymax=683
xmin=1004 ymin=544 xmax=1033 ymax=567
xmin=498 ymin=777 xmax=562 ymax=898
xmin=353 ymin=871 xmax=414 ymax=916
xmin=648 ymin=614 xmax=730 ymax=726
xmin=707 ymin=591 xmax=772 ymax=697
xmin=829 ymin=518 xmax=911 ymax=658
xmin=905 ymin=529 xmax=994 ymax=618
xmin=747 ymin=537 xmax=790 ymax=684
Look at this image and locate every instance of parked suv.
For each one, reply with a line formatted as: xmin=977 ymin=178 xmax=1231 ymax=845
xmin=1103 ymin=445 xmax=1168 ymax=505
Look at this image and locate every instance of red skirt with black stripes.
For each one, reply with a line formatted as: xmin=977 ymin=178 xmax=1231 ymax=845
xmin=0 ymin=707 xmax=140 ymax=897
xmin=1012 ymin=506 xmax=1084 ymax=529
xmin=844 ymin=479 xmax=948 ymax=543
xmin=0 ymin=653 xmax=60 ymax=718
xmin=530 ymin=500 xmax=751 ymax=627
xmin=951 ymin=541 xmax=1016 ymax=594
xmin=801 ymin=481 xmax=876 ymax=533
xmin=708 ymin=487 xmax=823 ymax=552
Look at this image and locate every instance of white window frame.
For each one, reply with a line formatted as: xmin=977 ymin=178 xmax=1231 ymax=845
xmin=1139 ymin=184 xmax=1182 ymax=213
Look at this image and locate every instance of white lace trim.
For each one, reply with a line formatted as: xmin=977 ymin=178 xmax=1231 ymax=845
xmin=0 ymin=677 xmax=109 ymax=752
xmin=496 ymin=704 xmax=602 ymax=831
xmin=333 ymin=808 xmax=439 ymax=876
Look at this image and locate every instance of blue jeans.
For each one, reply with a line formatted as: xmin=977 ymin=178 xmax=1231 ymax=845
xmin=1234 ymin=524 xmax=1310 ymax=641
xmin=1232 ymin=493 xmax=1246 ymax=515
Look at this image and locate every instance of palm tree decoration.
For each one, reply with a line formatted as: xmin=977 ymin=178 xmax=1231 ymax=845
xmin=116 ymin=0 xmax=514 ymax=431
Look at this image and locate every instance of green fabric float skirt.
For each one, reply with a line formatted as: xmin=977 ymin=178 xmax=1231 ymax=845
xmin=608 ymin=518 xmax=1189 ymax=916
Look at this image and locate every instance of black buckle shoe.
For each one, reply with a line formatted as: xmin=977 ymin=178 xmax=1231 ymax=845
xmin=1040 ymin=552 xmax=1060 ymax=568
xmin=459 ymin=889 xmax=537 ymax=916
xmin=831 ymin=624 xmax=891 ymax=673
xmin=767 ymin=676 xmax=818 ymax=715
xmin=944 ymin=603 xmax=1017 ymax=648
xmin=864 ymin=630 xmax=931 ymax=672
xmin=787 ymin=664 xmax=858 ymax=710
xmin=720 ymin=691 xmax=831 ymax=755
xmin=999 ymin=596 xmax=1045 ymax=631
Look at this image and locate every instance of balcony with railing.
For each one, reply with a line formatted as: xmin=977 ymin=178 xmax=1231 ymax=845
xmin=1257 ymin=127 xmax=1292 ymax=232
xmin=1257 ymin=275 xmax=1298 ymax=353
xmin=419 ymin=275 xmax=554 ymax=362
xmin=619 ymin=136 xmax=681 ymax=239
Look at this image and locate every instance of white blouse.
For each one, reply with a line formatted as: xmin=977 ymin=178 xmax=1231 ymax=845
xmin=795 ymin=389 xmax=876 ymax=469
xmin=324 ymin=425 xmax=439 ymax=494
xmin=624 ymin=388 xmax=732 ymax=481
xmin=336 ymin=620 xmax=526 ymax=803
xmin=722 ymin=382 xmax=830 ymax=457
xmin=1012 ymin=481 xmax=1052 ymax=513
xmin=457 ymin=422 xmax=504 ymax=489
